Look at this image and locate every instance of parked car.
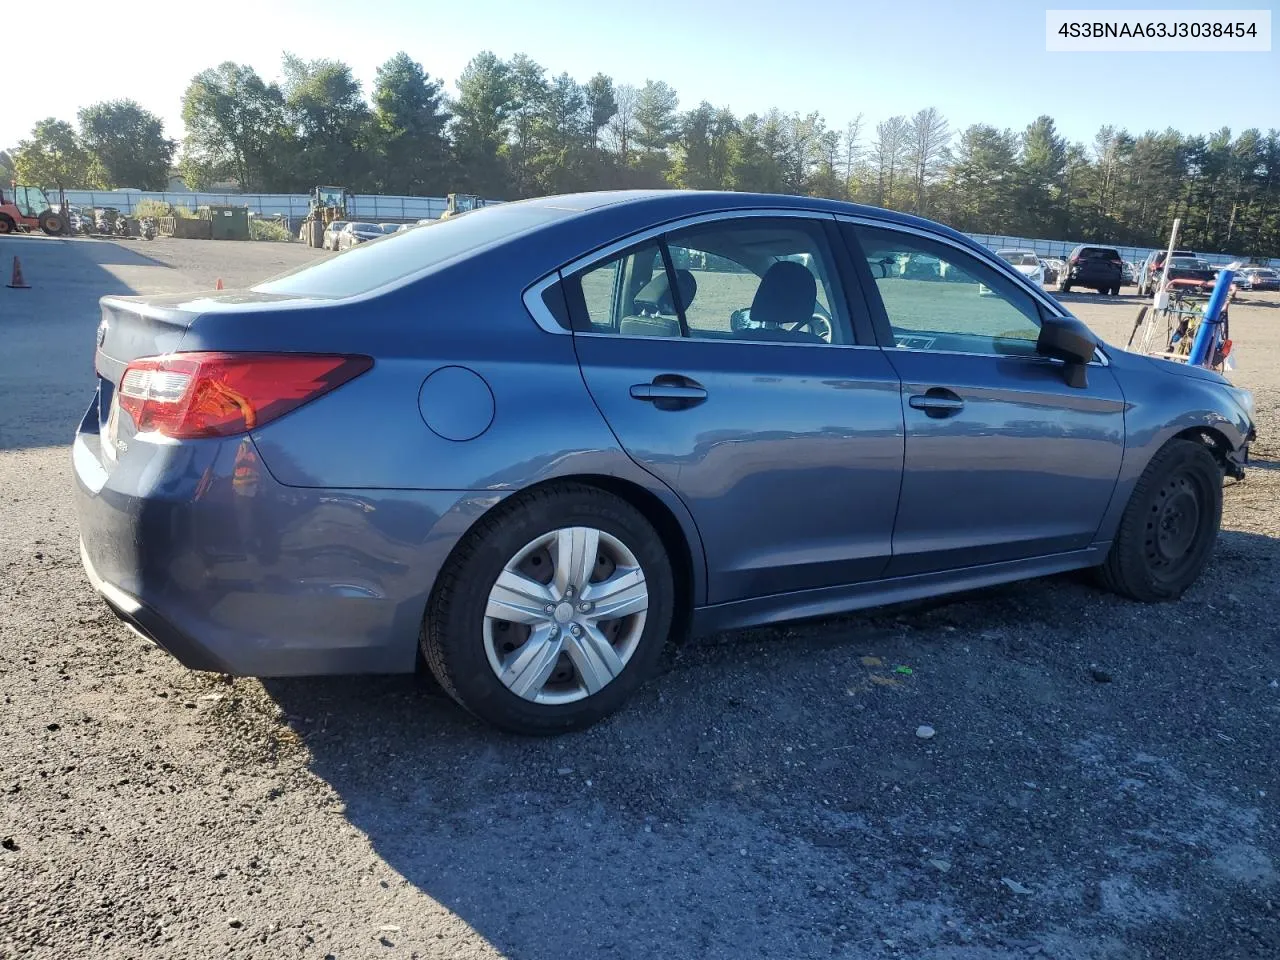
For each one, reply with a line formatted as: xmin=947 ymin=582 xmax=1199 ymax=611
xmin=337 ymin=221 xmax=387 ymax=250
xmin=1060 ymin=244 xmax=1124 ymax=295
xmin=321 ymin=220 xmax=348 ymax=251
xmin=1163 ymin=256 xmax=1219 ymax=288
xmin=74 ymin=191 xmax=1256 ymax=734
xmin=1039 ymin=258 xmax=1060 ymax=285
xmin=378 ymin=223 xmax=401 ymax=235
xmin=1237 ymin=267 xmax=1279 ymax=292
xmin=1121 ymin=261 xmax=1136 ymax=285
xmin=995 ymin=249 xmax=1044 ymax=285
xmin=1138 ymin=248 xmax=1197 ymax=295
xmin=396 ymin=223 xmax=415 ymax=233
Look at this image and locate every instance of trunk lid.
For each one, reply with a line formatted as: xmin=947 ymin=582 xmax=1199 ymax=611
xmin=95 ymin=295 xmax=199 ymax=384
xmin=93 ymin=295 xmax=200 ymax=468
xmin=88 ymin=289 xmax=354 ymax=469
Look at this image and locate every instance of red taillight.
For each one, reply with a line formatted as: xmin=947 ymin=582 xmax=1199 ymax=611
xmin=117 ymin=352 xmax=372 ymax=439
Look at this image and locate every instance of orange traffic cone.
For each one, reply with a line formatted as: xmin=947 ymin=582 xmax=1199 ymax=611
xmin=7 ymin=256 xmax=30 ymax=289
xmin=215 ymin=277 xmax=224 ymax=290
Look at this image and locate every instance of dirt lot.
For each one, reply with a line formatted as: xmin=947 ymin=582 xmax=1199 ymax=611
xmin=1 ymin=234 xmax=1279 ymax=960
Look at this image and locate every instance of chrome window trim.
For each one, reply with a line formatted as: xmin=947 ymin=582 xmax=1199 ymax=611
xmin=523 ymin=272 xmax=567 ymax=335
xmin=835 ymin=213 xmax=1109 ymax=366
xmin=572 ymin=331 xmax=881 ymax=351
xmin=559 ymin=207 xmax=835 ymax=278
xmin=521 ymin=208 xmax=855 ymax=345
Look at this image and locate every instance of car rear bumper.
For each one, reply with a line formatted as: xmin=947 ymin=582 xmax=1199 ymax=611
xmin=72 ymin=392 xmax=501 ymax=676
xmin=1066 ymin=268 xmax=1121 ymax=286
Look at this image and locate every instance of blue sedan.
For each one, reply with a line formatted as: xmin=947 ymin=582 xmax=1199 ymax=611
xmin=74 ymin=191 xmax=1256 ymax=734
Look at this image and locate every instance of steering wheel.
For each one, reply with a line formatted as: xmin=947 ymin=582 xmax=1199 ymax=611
xmin=729 ymin=307 xmax=834 ymax=343
xmin=786 ymin=313 xmax=833 ymax=342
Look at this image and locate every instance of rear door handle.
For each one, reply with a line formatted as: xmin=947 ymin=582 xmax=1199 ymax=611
xmin=630 ymin=376 xmax=707 ymax=409
xmin=908 ymin=388 xmax=965 ymax=418
xmin=630 ymin=384 xmax=707 ymax=401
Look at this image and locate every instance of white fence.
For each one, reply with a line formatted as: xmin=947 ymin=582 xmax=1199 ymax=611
xmin=59 ymin=190 xmax=459 ymax=221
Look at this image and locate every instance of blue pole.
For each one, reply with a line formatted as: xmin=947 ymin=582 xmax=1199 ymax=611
xmin=1187 ymin=270 xmax=1234 ymax=367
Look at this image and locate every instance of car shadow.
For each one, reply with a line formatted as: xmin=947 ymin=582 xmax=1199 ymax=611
xmin=0 ymin=236 xmax=146 ymax=450
xmin=259 ymin=525 xmax=1280 ymax=958
xmin=0 ymin=233 xmax=175 ymax=269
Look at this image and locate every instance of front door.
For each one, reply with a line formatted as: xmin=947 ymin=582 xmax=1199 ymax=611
xmin=844 ymin=221 xmax=1126 ymax=577
xmin=563 ymin=214 xmax=905 ymax=605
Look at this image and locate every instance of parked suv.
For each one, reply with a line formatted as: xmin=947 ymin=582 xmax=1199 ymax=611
xmin=1060 ymin=245 xmax=1123 ymax=295
xmin=1138 ymin=248 xmax=1196 ymax=295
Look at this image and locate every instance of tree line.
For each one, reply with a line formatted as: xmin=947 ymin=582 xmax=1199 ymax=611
xmin=5 ymin=50 xmax=1279 ymax=255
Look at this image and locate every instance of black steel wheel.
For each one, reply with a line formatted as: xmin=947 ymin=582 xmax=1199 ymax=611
xmin=1097 ymin=439 xmax=1223 ymax=602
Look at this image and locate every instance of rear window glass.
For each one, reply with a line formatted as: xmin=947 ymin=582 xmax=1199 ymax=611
xmin=1079 ymin=247 xmax=1121 ymax=261
xmin=997 ymin=251 xmax=1039 ymax=266
xmin=254 ymin=204 xmax=562 ymax=298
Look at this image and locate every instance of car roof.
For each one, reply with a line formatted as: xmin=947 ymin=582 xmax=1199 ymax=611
xmin=488 ymin=189 xmax=996 ymax=263
xmin=260 ymin=191 xmax=1028 ymax=302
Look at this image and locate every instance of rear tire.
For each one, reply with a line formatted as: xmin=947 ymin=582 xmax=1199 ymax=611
xmin=1097 ymin=439 xmax=1222 ymax=602
xmin=0 ymin=215 xmax=14 ymax=235
xmin=1060 ymin=281 xmax=1072 ymax=293
xmin=422 ymin=484 xmax=675 ymax=734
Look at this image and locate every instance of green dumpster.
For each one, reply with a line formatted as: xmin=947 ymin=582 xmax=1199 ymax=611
xmin=207 ymin=205 xmax=250 ymax=241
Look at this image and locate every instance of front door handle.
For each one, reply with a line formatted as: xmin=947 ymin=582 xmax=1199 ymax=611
xmin=630 ymin=375 xmax=707 ymax=410
xmin=908 ymin=388 xmax=965 ymax=418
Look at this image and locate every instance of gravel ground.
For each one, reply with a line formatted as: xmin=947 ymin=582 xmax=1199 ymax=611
xmin=2 ymin=234 xmax=1279 ymax=960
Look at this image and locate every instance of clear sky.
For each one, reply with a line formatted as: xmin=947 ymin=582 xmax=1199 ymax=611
xmin=5 ymin=0 xmax=1276 ymax=152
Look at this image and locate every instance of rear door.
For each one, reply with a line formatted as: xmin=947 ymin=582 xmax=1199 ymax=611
xmin=561 ymin=212 xmax=905 ymax=605
xmin=841 ymin=219 xmax=1126 ymax=577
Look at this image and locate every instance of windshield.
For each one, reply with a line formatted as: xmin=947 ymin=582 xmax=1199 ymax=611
xmin=1170 ymin=257 xmax=1209 ymax=270
xmin=14 ymin=186 xmax=50 ymax=217
xmin=997 ymin=251 xmax=1039 ymax=266
xmin=255 ymin=202 xmax=565 ymax=298
xmin=349 ymin=223 xmax=379 ymax=232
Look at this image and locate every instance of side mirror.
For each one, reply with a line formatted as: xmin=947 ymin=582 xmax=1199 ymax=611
xmin=1037 ymin=313 xmax=1097 ymax=388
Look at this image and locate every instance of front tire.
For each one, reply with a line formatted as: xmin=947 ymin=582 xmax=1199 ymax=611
xmin=1060 ymin=281 xmax=1072 ymax=293
xmin=422 ymin=484 xmax=675 ymax=734
xmin=39 ymin=212 xmax=66 ymax=236
xmin=1097 ymin=439 xmax=1223 ymax=602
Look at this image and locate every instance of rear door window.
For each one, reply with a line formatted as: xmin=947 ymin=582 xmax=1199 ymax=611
xmin=663 ymin=218 xmax=851 ymax=344
xmin=561 ymin=217 xmax=855 ymax=346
